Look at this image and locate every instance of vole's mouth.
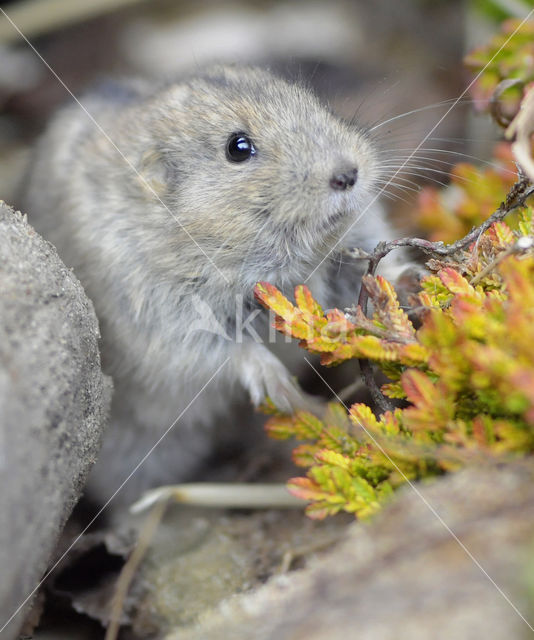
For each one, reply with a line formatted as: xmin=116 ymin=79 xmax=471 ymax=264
xmin=329 ymin=209 xmax=347 ymax=223
xmin=317 ymin=208 xmax=349 ymax=233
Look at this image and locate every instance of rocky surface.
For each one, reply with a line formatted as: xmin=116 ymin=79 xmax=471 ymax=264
xmin=0 ymin=201 xmax=112 ymax=639
xmin=155 ymin=463 xmax=534 ymax=640
xmin=129 ymin=507 xmax=349 ymax=637
xmin=33 ymin=462 xmax=534 ymax=639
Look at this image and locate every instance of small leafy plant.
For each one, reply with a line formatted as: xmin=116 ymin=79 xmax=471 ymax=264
xmin=254 ymin=18 xmax=534 ymax=520
xmin=256 ymin=209 xmax=534 ymax=519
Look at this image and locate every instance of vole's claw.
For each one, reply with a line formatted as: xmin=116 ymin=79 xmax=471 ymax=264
xmin=237 ymin=342 xmax=324 ymax=416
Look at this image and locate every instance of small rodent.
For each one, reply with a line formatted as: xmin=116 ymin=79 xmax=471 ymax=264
xmin=21 ymin=66 xmax=403 ymax=505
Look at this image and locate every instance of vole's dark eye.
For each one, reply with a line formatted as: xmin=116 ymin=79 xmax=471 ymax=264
xmin=226 ymin=132 xmax=256 ymax=162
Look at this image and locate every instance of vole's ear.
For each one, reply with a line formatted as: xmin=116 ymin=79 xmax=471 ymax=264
xmin=137 ymin=148 xmax=168 ymax=199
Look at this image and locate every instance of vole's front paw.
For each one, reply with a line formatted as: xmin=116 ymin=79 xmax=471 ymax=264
xmin=260 ymin=366 xmax=325 ymax=417
xmin=236 ymin=343 xmax=324 ymax=416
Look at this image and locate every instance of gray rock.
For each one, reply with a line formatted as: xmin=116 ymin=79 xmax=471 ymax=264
xmin=165 ymin=463 xmax=534 ymax=640
xmin=0 ymin=201 xmax=112 ymax=639
xmin=130 ymin=508 xmax=350 ymax=637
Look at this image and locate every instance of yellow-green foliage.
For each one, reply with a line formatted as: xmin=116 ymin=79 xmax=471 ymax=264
xmin=255 ymin=210 xmax=534 ymax=519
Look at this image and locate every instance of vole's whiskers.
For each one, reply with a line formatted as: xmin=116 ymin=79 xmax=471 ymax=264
xmin=375 ymin=175 xmax=422 ymax=191
xmin=367 ymin=96 xmax=480 ymax=133
xmin=384 ymin=170 xmax=449 ymax=189
xmin=377 ymin=151 xmax=459 ymax=164
xmin=374 ymin=189 xmax=414 ymax=206
xmin=377 ymin=180 xmax=421 ymax=204
xmin=373 ymin=136 xmax=519 ymax=200
xmin=385 ymin=147 xmax=519 ymax=177
xmin=382 ymin=163 xmax=478 ymax=184
xmin=381 ymin=157 xmax=515 ymax=186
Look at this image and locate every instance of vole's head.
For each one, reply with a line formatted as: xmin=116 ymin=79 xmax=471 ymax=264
xmin=137 ymin=66 xmax=380 ymax=287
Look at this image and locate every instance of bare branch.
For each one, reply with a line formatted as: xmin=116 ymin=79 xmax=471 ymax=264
xmin=350 ymin=177 xmax=533 ymax=414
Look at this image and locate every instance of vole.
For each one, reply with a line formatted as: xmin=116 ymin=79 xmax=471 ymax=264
xmin=21 ymin=66 xmax=404 ymax=505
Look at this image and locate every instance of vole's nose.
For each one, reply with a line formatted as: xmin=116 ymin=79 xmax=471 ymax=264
xmin=329 ymin=167 xmax=358 ymax=191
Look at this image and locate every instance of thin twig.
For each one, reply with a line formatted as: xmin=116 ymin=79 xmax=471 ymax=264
xmin=105 ymin=499 xmax=168 ymax=640
xmin=130 ymin=483 xmax=303 ymax=515
xmin=470 ymin=235 xmax=534 ymax=285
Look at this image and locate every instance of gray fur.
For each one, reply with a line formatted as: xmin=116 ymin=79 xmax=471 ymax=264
xmin=20 ymin=66 xmax=401 ymax=504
